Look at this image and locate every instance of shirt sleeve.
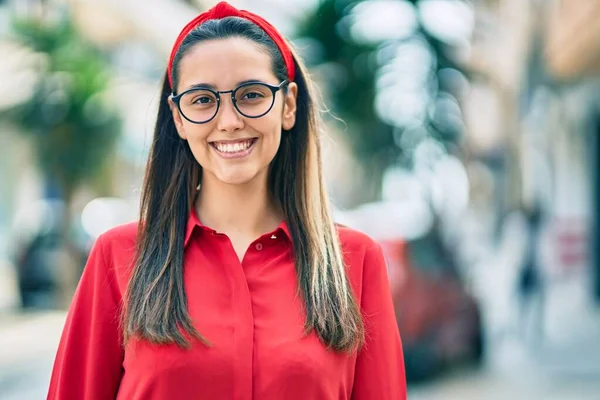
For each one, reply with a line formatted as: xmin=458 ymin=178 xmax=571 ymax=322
xmin=47 ymin=233 xmax=124 ymax=399
xmin=352 ymin=242 xmax=407 ymax=400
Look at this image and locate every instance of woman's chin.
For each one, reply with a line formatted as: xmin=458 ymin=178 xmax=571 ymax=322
xmin=214 ymin=169 xmax=261 ymax=186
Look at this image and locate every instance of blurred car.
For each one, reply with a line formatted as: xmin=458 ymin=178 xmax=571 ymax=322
xmin=12 ymin=199 xmax=66 ymax=309
xmin=11 ymin=196 xmax=136 ymax=309
xmin=379 ymin=225 xmax=484 ymax=382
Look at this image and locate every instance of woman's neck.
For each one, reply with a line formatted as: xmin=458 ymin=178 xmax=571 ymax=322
xmin=195 ymin=174 xmax=282 ymax=238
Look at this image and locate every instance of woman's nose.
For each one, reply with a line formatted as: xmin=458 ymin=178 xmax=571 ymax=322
xmin=216 ymin=95 xmax=243 ymax=132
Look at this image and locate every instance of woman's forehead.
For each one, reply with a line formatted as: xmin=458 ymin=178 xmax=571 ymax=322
xmin=177 ymin=37 xmax=276 ymax=90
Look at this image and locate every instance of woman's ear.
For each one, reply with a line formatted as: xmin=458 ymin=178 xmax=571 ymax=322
xmin=168 ymin=96 xmax=187 ymax=140
xmin=282 ymin=82 xmax=298 ymax=131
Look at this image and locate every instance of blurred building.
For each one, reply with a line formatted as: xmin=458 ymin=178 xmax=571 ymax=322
xmin=543 ymin=0 xmax=600 ymax=305
xmin=463 ymin=0 xmax=600 ymax=347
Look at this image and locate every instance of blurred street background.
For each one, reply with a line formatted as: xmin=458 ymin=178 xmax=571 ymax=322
xmin=1 ymin=0 xmax=600 ymax=399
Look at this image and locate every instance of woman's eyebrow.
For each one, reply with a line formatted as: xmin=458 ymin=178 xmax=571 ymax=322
xmin=187 ymin=82 xmax=218 ymax=91
xmin=186 ymin=79 xmax=267 ymax=91
xmin=235 ymin=79 xmax=265 ymax=86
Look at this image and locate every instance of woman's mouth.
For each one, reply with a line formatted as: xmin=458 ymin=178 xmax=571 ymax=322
xmin=209 ymin=138 xmax=258 ymax=159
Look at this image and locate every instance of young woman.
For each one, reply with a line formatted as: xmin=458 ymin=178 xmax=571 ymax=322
xmin=47 ymin=2 xmax=406 ymax=399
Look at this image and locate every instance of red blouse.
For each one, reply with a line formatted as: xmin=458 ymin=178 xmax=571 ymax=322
xmin=47 ymin=211 xmax=406 ymax=399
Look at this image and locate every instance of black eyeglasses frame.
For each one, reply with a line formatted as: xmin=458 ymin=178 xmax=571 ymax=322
xmin=170 ymin=80 xmax=289 ymax=124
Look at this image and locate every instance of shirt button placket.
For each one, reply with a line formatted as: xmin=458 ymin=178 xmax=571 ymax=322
xmin=229 ymin=239 xmax=255 ymax=400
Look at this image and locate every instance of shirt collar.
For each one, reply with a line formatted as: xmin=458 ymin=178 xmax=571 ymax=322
xmin=275 ymin=219 xmax=291 ymax=242
xmin=184 ymin=208 xmax=292 ymax=248
xmin=184 ymin=207 xmax=204 ymax=248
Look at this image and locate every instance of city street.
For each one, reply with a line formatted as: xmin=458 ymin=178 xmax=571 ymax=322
xmin=2 ymin=0 xmax=600 ymax=399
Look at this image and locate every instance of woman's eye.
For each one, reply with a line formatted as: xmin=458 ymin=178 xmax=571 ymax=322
xmin=243 ymin=92 xmax=263 ymax=100
xmin=194 ymin=96 xmax=213 ymax=104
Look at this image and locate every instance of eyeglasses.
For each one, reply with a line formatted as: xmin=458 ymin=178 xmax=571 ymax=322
xmin=170 ymin=80 xmax=289 ymax=124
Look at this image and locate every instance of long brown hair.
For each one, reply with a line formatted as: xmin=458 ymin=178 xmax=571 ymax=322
xmin=122 ymin=16 xmax=364 ymax=352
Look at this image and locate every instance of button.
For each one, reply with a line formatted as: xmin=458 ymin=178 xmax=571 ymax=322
xmin=255 ymin=243 xmax=263 ymax=251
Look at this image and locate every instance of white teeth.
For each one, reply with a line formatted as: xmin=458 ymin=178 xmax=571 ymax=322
xmin=213 ymin=139 xmax=254 ymax=153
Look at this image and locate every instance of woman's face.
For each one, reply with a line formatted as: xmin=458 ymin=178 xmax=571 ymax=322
xmin=170 ymin=37 xmax=298 ymax=187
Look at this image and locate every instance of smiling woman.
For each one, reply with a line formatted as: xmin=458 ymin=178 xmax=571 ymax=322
xmin=47 ymin=2 xmax=407 ymax=400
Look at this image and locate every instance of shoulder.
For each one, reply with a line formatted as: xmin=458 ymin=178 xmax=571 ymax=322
xmin=336 ymin=223 xmax=386 ymax=276
xmin=336 ymin=223 xmax=381 ymax=256
xmin=335 ymin=224 xmax=389 ymax=301
xmin=76 ymin=222 xmax=138 ymax=302
xmin=91 ymin=221 xmax=138 ymax=282
xmin=96 ymin=221 xmax=138 ymax=252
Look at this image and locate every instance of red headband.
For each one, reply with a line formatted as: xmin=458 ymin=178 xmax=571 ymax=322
xmin=167 ymin=1 xmax=295 ymax=90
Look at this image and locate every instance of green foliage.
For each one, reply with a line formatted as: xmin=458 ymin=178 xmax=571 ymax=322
xmin=4 ymin=17 xmax=121 ymax=199
xmin=295 ymin=0 xmax=466 ymax=169
xmin=295 ymin=0 xmax=395 ymax=163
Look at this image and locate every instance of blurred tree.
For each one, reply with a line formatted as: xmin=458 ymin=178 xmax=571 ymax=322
xmin=295 ymin=0 xmax=467 ymax=203
xmin=7 ymin=18 xmax=121 ymax=202
xmin=1 ymin=14 xmax=121 ymax=305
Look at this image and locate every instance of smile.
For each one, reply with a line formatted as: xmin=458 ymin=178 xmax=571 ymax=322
xmin=209 ymin=138 xmax=258 ymax=159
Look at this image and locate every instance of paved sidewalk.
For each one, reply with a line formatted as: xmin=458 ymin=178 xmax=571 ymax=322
xmin=0 ymin=311 xmax=66 ymax=400
xmin=410 ymin=311 xmax=600 ymax=400
xmin=409 ymin=364 xmax=600 ymax=400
